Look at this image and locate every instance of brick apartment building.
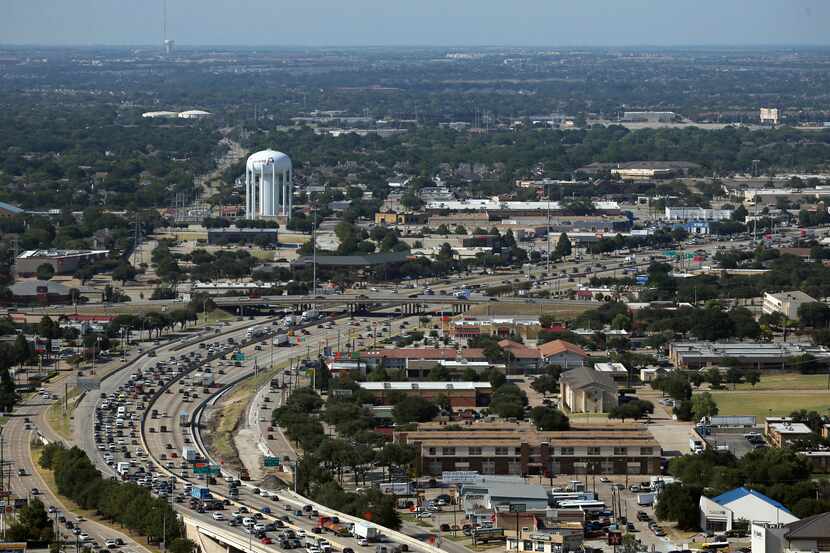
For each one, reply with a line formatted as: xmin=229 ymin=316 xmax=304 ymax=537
xmin=357 ymin=381 xmax=493 ymax=409
xmin=395 ymin=421 xmax=661 ymax=477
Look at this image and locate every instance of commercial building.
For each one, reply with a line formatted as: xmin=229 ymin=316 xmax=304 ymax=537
xmin=760 ymin=107 xmax=780 ymax=126
xmin=699 ymin=487 xmax=798 ymax=533
xmin=593 ymin=363 xmax=629 ymax=383
xmin=425 ymin=198 xmax=620 ymax=215
xmin=451 ymin=316 xmax=543 ymax=341
xmin=578 ymin=161 xmax=699 ymax=178
xmin=766 ymin=422 xmax=814 ymax=448
xmin=374 ymin=211 xmax=420 ymax=226
xmin=15 ymin=249 xmax=109 ymax=277
xmin=559 ymin=366 xmax=618 ymax=414
xmin=762 ymin=291 xmax=818 ymax=321
xmin=177 ymin=109 xmax=212 ymax=119
xmin=668 ymin=342 xmax=830 ymax=369
xmin=356 ymin=381 xmax=492 ymax=409
xmin=206 ymin=227 xmax=278 ymax=245
xmin=7 ymin=280 xmax=74 ymax=305
xmin=396 ymin=421 xmax=661 ymax=477
xmin=538 ymin=340 xmax=588 ymax=368
xmin=664 ymin=207 xmax=732 ymax=222
xmin=743 ymin=187 xmax=830 ymax=207
xmin=621 ymin=111 xmax=678 ymax=123
xmin=506 ymin=529 xmax=584 ymax=553
xmin=751 ymin=512 xmax=830 ymax=553
xmin=460 ymin=480 xmax=550 ymax=514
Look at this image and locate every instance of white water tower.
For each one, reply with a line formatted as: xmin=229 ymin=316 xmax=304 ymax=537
xmin=245 ymin=149 xmax=292 ymax=220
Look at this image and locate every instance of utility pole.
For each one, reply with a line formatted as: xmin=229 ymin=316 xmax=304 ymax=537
xmin=312 ymin=206 xmax=318 ymax=298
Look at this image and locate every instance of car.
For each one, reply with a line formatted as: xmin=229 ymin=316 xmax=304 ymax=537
xmin=357 ymin=538 xmax=369 ymax=546
xmin=105 ymin=539 xmax=118 ymax=549
xmin=30 ymin=488 xmax=40 ymax=495
xmin=260 ymin=537 xmax=273 ymax=545
xmin=599 ymin=476 xmax=609 ymax=483
xmin=212 ymin=513 xmax=225 ymax=521
xmin=80 ymin=533 xmax=92 ymax=542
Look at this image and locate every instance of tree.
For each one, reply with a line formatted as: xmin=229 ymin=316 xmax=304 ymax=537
xmin=426 ymin=364 xmax=451 ymax=381
xmin=488 ymin=383 xmax=527 ymax=419
xmin=704 ymin=367 xmax=722 ymax=389
xmin=554 ymin=233 xmax=572 ymax=259
xmin=0 ymin=367 xmax=19 ymax=413
xmin=530 ymin=406 xmax=570 ymax=430
xmin=691 ymin=392 xmax=719 ymax=420
xmin=112 ymin=262 xmax=137 ymax=285
xmin=167 ymin=539 xmax=197 ymax=553
xmin=530 ymin=374 xmax=559 ymax=395
xmin=608 ymin=400 xmax=653 ymax=421
xmin=798 ymin=302 xmax=830 ymax=328
xmin=7 ymin=498 xmax=54 ymax=542
xmin=14 ymin=334 xmax=32 ymax=365
xmin=731 ymin=205 xmax=748 ymax=222
xmin=655 ymin=484 xmax=702 ymax=530
xmin=392 ymin=396 xmax=439 ymax=424
xmin=36 ymin=263 xmax=55 ymax=281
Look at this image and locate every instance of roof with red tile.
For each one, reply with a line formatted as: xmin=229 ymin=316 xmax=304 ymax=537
xmin=538 ymin=339 xmax=587 ymax=359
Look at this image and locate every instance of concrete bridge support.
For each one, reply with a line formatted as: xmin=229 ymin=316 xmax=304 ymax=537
xmin=185 ymin=521 xmax=232 ymax=553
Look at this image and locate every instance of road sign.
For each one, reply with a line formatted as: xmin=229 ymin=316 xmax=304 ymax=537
xmin=234 ymin=352 xmax=246 ymax=361
xmin=193 ymin=464 xmax=220 ymax=475
xmin=508 ymin=503 xmax=526 ymax=513
xmin=264 ymin=456 xmax=281 ymax=467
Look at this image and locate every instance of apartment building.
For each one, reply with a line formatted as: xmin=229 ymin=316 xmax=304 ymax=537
xmin=356 ymin=381 xmax=493 ymax=409
xmin=762 ymin=291 xmax=817 ymax=321
xmin=395 ymin=421 xmax=661 ymax=477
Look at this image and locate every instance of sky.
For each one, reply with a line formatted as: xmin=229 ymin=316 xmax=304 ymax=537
xmin=2 ymin=0 xmax=829 ymax=47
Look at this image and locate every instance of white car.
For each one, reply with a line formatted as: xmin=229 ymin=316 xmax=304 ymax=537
xmin=212 ymin=513 xmax=224 ymax=521
xmin=80 ymin=533 xmax=92 ymax=542
xmin=259 ymin=490 xmax=270 ymax=497
xmin=357 ymin=538 xmax=369 ymax=547
xmin=254 ymin=523 xmax=267 ymax=532
xmin=105 ymin=539 xmax=118 ymax=549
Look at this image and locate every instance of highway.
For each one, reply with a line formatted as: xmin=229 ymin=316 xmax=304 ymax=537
xmin=3 ymin=373 xmax=156 ymax=553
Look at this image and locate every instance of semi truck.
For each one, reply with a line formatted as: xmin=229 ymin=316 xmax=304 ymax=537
xmin=179 ymin=411 xmax=188 ymax=426
xmin=273 ymin=334 xmax=290 ymax=347
xmin=116 ymin=462 xmax=131 ymax=478
xmin=191 ymin=486 xmax=211 ymax=500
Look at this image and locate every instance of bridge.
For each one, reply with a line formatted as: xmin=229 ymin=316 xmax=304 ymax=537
xmin=213 ymin=294 xmax=595 ymax=315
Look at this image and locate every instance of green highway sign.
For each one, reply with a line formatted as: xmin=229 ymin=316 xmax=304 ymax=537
xmin=664 ymin=250 xmax=677 ymax=257
xmin=264 ymin=456 xmax=281 ymax=467
xmin=193 ymin=464 xmax=220 ymax=475
xmin=234 ymin=352 xmax=246 ymax=361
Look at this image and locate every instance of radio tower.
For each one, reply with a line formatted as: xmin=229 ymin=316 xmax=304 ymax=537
xmin=163 ymin=0 xmax=174 ymax=55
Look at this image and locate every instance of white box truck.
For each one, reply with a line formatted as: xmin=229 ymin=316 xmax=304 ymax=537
xmin=637 ymin=493 xmax=654 ymax=506
xmin=353 ymin=521 xmax=378 ymax=541
xmin=182 ymin=447 xmax=199 ymax=462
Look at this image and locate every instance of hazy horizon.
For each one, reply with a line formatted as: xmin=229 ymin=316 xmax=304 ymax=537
xmin=2 ymin=0 xmax=829 ymax=48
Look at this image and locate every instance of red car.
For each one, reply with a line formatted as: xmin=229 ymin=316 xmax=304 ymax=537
xmin=259 ymin=537 xmax=272 ymax=545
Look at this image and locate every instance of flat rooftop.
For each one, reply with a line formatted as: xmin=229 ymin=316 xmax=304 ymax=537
xmin=17 ymin=249 xmax=108 ymax=259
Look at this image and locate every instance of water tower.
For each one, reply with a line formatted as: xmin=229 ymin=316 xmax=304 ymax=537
xmin=245 ymin=149 xmax=293 ymax=220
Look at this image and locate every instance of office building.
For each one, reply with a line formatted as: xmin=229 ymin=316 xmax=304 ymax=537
xmin=762 ymin=291 xmax=818 ymax=321
xmin=664 ymin=207 xmax=732 ymax=222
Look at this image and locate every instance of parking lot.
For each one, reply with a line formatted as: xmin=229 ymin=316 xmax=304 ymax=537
xmin=701 ymin=428 xmax=767 ymax=459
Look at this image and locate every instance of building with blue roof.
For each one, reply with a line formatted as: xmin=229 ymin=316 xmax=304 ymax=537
xmin=699 ymin=487 xmax=798 ymax=532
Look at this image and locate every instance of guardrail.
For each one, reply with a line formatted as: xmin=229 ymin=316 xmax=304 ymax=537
xmin=189 ymin=372 xmax=449 ymax=553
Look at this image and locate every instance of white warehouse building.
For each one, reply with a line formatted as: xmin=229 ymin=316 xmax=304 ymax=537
xmin=245 ymin=149 xmax=293 ymax=221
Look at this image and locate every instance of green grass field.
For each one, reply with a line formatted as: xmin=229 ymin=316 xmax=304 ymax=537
xmin=732 ymin=372 xmax=830 ymax=391
xmin=709 ymin=391 xmax=830 ymax=419
xmin=704 ymin=372 xmax=830 ymax=418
